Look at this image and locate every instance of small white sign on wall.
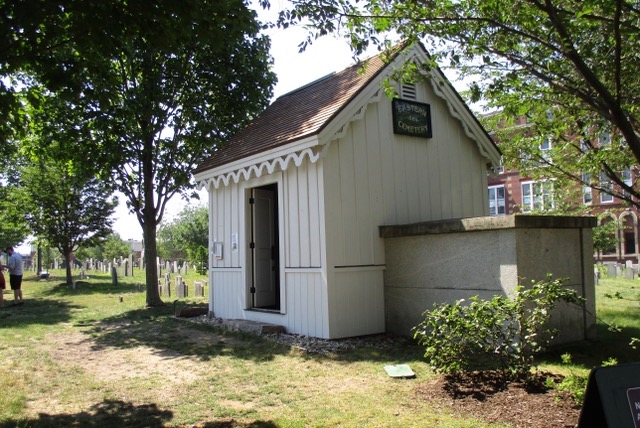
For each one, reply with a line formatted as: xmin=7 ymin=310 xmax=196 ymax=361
xmin=214 ymin=242 xmax=223 ymax=260
xmin=232 ymin=233 xmax=238 ymax=252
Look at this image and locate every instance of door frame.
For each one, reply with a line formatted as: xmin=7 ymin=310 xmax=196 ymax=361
xmin=242 ymin=173 xmax=286 ymax=313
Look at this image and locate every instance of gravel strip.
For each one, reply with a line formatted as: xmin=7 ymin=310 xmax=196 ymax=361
xmin=183 ymin=315 xmax=412 ymax=355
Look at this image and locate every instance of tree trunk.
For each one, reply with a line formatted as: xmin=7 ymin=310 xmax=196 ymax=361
xmin=143 ymin=209 xmax=163 ymax=307
xmin=37 ymin=245 xmax=42 ymax=274
xmin=64 ymin=250 xmax=73 ymax=285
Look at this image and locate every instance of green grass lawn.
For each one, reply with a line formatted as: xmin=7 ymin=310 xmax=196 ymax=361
xmin=0 ymin=269 xmax=637 ymax=427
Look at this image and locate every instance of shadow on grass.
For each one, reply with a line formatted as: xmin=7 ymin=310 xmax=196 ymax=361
xmin=0 ymin=297 xmax=77 ymax=329
xmin=2 ymin=397 xmax=276 ymax=427
xmin=38 ymin=278 xmax=143 ymax=297
xmin=540 ymin=321 xmax=640 ymax=369
xmin=201 ymin=421 xmax=277 ymax=427
xmin=82 ymin=305 xmax=425 ymax=365
xmin=2 ymin=399 xmax=172 ymax=427
xmin=84 ymin=306 xmax=292 ymax=363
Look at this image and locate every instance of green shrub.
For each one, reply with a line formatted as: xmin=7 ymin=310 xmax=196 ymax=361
xmin=413 ymin=275 xmax=584 ymax=380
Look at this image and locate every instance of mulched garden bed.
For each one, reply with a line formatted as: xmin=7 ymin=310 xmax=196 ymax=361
xmin=415 ymin=371 xmax=581 ymax=428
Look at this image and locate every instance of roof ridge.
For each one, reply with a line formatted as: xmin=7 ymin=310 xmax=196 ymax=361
xmin=275 ymin=46 xmax=399 ymax=101
xmin=276 ymin=71 xmax=337 ymax=99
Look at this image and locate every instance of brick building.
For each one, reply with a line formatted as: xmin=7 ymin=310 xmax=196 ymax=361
xmin=486 ymin=117 xmax=639 ymax=265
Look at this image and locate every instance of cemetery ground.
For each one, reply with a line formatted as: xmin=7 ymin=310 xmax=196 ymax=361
xmin=0 ymin=271 xmax=637 ymax=427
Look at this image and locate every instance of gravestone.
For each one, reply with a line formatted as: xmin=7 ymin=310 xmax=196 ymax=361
xmin=121 ymin=260 xmax=128 ymax=277
xmin=182 ymin=263 xmax=188 ymax=276
xmin=617 ymin=264 xmax=625 ymax=277
xmin=162 ymin=273 xmax=171 ymax=297
xmin=111 ymin=266 xmax=118 ymax=286
xmin=173 ymin=261 xmax=179 ymax=274
xmin=176 ymin=279 xmax=187 ymax=298
xmin=128 ymin=255 xmax=134 ymax=273
xmin=194 ymin=281 xmax=204 ymax=297
xmin=624 ymin=267 xmax=637 ymax=280
xmin=604 ymin=263 xmax=617 ymax=277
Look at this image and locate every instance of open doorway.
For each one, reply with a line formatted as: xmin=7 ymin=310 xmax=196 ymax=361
xmin=249 ymin=183 xmax=280 ymax=310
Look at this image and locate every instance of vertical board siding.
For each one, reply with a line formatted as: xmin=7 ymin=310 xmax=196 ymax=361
xmin=284 ymin=159 xmax=323 ymax=268
xmin=206 ymin=68 xmax=491 ymax=339
xmin=365 ymin=103 xmax=386 ymax=265
xmin=208 ymin=164 xmax=329 ymax=335
xmin=297 ymin=167 xmax=311 ymax=266
xmin=285 ymin=271 xmax=328 ymax=338
xmin=308 ymin=162 xmax=322 ymax=267
xmin=212 ymin=270 xmax=244 ymax=318
xmin=286 ymin=167 xmax=300 ymax=267
xmin=353 ymin=118 xmax=373 ymax=266
xmin=338 ymin=126 xmax=359 ymax=266
xmin=329 ymin=269 xmax=385 ymax=338
xmin=324 ymin=79 xmax=489 ymax=269
xmin=230 ymin=182 xmax=240 ymax=267
xmin=324 ymin=141 xmax=345 ymax=265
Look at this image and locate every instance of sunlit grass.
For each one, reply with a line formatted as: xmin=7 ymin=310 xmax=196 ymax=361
xmin=0 ymin=269 xmax=635 ymax=426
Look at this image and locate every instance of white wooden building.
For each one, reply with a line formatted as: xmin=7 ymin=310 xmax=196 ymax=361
xmin=194 ymin=42 xmax=501 ymax=339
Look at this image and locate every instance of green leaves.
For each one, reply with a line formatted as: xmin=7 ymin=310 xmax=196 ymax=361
xmin=413 ymin=275 xmax=583 ymax=380
xmin=283 ymin=0 xmax=640 ymax=208
xmin=157 ymin=205 xmax=208 ymax=263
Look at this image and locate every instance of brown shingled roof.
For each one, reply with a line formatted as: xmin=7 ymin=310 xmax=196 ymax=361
xmin=194 ymin=52 xmax=392 ymax=174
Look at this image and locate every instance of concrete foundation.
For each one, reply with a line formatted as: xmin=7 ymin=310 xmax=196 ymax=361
xmin=380 ymin=215 xmax=597 ymax=345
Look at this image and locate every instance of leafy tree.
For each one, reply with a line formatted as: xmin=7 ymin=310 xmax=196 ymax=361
xmin=101 ymin=233 xmax=131 ymax=262
xmin=76 ymin=232 xmax=131 ymax=263
xmin=0 ymin=0 xmax=86 ymax=151
xmin=2 ymin=0 xmax=276 ymax=306
xmin=157 ymin=223 xmax=186 ymax=262
xmin=21 ymin=158 xmax=117 ymax=285
xmin=16 ymin=88 xmax=118 ymax=285
xmin=593 ymin=215 xmax=620 ymax=255
xmin=0 ymin=184 xmax=30 ymax=250
xmin=67 ymin=1 xmax=273 ymax=307
xmin=74 ymin=243 xmax=102 ymax=263
xmin=278 ymin=0 xmax=640 ymax=207
xmin=158 ymin=205 xmax=208 ymax=262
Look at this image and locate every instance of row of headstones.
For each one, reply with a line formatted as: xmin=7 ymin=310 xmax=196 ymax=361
xmin=75 ymin=257 xmax=193 ymax=278
xmin=599 ymin=261 xmax=639 ymax=282
xmin=44 ymin=256 xmax=138 ymax=273
xmin=38 ymin=256 xmax=194 ymax=277
xmin=157 ymin=259 xmax=192 ymax=277
xmin=158 ymin=274 xmax=207 ymax=298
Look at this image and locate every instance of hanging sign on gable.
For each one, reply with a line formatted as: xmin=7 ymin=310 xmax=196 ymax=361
xmin=392 ymin=98 xmax=432 ymax=139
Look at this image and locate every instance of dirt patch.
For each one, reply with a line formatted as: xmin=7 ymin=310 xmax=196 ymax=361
xmin=44 ymin=331 xmax=203 ymax=384
xmin=415 ymin=371 xmax=581 ymax=428
xmin=29 ymin=328 xmax=217 ymax=416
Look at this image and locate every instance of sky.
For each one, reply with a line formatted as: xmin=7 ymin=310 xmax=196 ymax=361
xmin=109 ymin=0 xmax=377 ymax=242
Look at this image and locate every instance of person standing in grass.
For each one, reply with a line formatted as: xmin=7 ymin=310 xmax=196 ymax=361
xmin=5 ymin=246 xmax=23 ymax=305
